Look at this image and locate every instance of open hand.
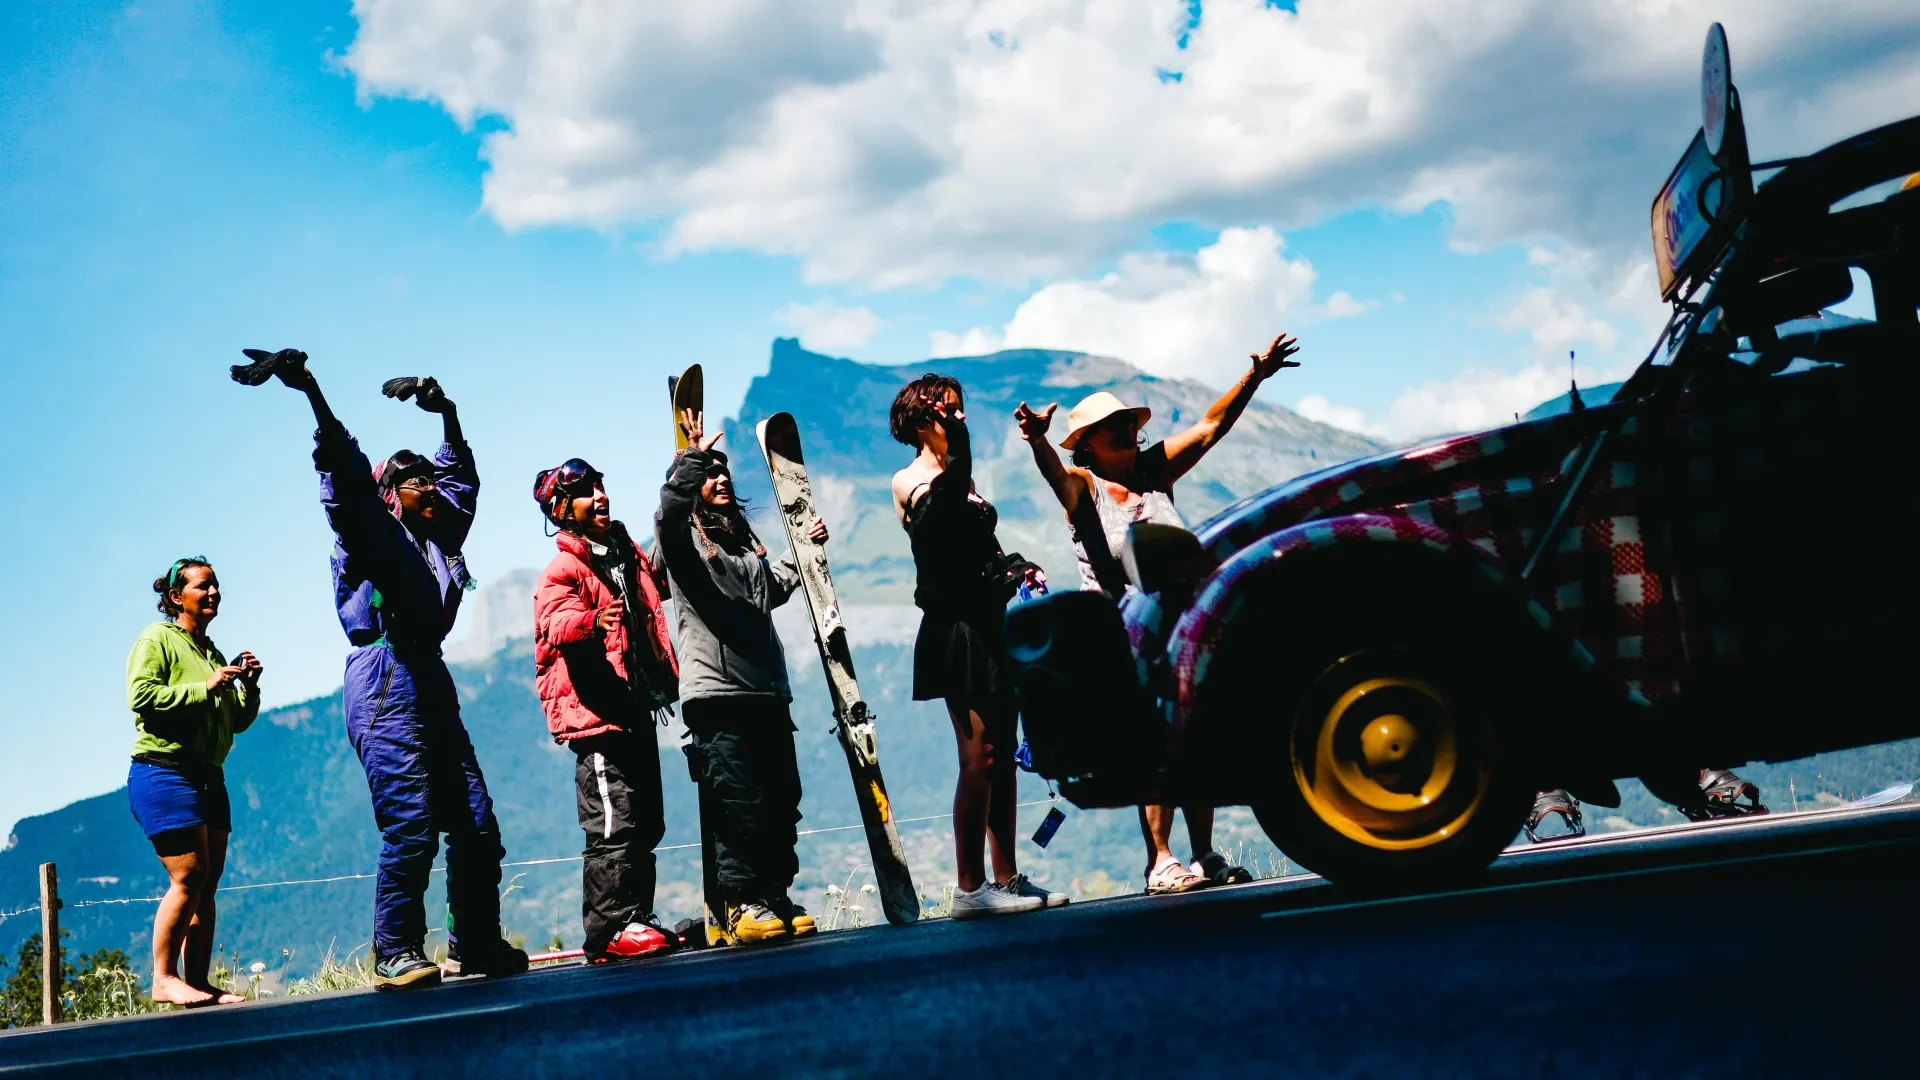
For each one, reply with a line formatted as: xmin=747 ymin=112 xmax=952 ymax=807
xmin=807 ymin=516 xmax=829 ymax=544
xmin=679 ymin=408 xmax=723 ymax=453
xmin=1013 ymin=400 xmax=1057 ymax=442
xmin=595 ymin=597 xmax=625 ymax=632
xmin=920 ymin=394 xmax=963 ymax=426
xmin=1251 ymin=333 xmax=1301 ymax=380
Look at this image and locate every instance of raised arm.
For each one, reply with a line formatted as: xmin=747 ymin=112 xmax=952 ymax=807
xmin=655 ymin=409 xmax=728 ymax=597
xmin=1162 ymin=332 xmax=1301 ymax=480
xmin=926 ymin=405 xmax=974 ymax=498
xmin=385 ymin=377 xmax=477 ymax=547
xmin=1014 ymin=400 xmax=1090 ymax=516
xmin=313 ymin=418 xmax=410 ymax=562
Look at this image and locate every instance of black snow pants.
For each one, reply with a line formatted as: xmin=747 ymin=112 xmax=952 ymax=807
xmin=573 ymin=728 xmax=666 ymax=958
xmin=681 ymin=696 xmax=803 ymax=905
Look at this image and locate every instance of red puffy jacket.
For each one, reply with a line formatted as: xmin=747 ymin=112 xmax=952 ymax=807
xmin=534 ymin=530 xmax=678 ymax=743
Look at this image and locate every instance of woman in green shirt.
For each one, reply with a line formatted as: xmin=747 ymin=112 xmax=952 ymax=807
xmin=126 ymin=557 xmax=262 ymax=1007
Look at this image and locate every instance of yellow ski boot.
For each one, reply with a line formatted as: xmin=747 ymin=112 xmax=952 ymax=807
xmin=730 ymin=900 xmax=790 ymax=945
xmin=777 ymin=897 xmax=817 ymax=939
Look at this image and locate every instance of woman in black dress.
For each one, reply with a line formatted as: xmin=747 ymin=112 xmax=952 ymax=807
xmin=890 ymin=375 xmax=1063 ymax=919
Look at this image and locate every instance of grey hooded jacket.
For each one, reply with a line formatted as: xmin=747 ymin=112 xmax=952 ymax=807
xmin=654 ymin=448 xmax=800 ymax=702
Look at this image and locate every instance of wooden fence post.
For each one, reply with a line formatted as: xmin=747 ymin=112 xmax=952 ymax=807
xmin=39 ymin=862 xmax=60 ymax=1025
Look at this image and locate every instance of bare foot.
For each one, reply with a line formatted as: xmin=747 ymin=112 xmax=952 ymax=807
xmin=151 ymin=975 xmax=216 ymax=1007
xmin=190 ymin=983 xmax=246 ymax=1005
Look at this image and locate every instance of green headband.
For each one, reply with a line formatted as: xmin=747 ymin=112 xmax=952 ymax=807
xmin=166 ymin=557 xmax=210 ymax=590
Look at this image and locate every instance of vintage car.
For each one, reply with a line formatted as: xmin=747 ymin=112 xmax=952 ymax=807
xmin=1008 ymin=25 xmax=1920 ymax=887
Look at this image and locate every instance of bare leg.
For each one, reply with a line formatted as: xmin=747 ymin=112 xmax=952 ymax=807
xmin=979 ymin=700 xmax=1019 ymax=884
xmin=1183 ymin=805 xmax=1216 ymax=863
xmin=948 ymin=701 xmax=996 ymax=893
xmin=150 ymin=828 xmax=215 ymax=1007
xmin=1138 ymin=805 xmax=1180 ymax=877
xmin=185 ymin=829 xmax=244 ymax=1005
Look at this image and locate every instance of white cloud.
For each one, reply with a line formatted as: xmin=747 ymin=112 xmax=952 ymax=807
xmin=1303 ymin=348 xmax=1642 ymax=442
xmin=777 ymin=300 xmax=880 ymax=351
xmin=977 ymin=226 xmax=1317 ymax=385
xmin=344 ymin=1 xmax=1920 ymax=285
xmin=1295 ymin=394 xmax=1373 ymax=435
xmin=1495 ymin=287 xmax=1620 ymax=356
xmin=1319 ymin=290 xmax=1370 ymax=319
xmin=929 ymin=326 xmax=1005 ymax=357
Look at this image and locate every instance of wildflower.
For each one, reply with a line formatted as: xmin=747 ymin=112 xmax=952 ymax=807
xmin=860 ymin=884 xmax=876 ymax=894
xmin=250 ymin=961 xmax=266 ymax=975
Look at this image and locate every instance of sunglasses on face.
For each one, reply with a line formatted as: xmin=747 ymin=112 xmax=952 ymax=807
xmin=380 ymin=449 xmax=436 ymax=490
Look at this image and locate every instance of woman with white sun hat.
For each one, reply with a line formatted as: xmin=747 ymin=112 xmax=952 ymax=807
xmin=1013 ymin=331 xmax=1302 ymax=894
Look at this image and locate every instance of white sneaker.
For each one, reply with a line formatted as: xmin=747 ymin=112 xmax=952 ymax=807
xmin=949 ymin=881 xmax=1045 ymax=920
xmin=1003 ymin=873 xmax=1069 ymax=908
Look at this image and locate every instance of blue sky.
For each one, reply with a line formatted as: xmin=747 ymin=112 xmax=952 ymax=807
xmin=3 ymin=0 xmax=1914 ymax=834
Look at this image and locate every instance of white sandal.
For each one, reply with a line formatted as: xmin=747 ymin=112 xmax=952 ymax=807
xmin=1145 ymin=857 xmax=1208 ymax=895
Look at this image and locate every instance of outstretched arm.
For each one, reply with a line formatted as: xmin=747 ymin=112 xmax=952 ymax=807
xmin=388 ymin=380 xmax=477 ymax=546
xmin=1162 ymin=332 xmax=1301 ymax=480
xmin=1013 ymin=400 xmax=1089 ymax=516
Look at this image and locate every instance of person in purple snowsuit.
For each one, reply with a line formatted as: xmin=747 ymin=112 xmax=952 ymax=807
xmin=231 ymin=348 xmax=527 ymax=990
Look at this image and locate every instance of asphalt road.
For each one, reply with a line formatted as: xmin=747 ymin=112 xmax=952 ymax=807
xmin=4 ymin=802 xmax=1918 ymax=1078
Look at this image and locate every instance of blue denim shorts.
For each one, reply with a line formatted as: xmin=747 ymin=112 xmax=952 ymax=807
xmin=127 ymin=759 xmax=232 ymax=838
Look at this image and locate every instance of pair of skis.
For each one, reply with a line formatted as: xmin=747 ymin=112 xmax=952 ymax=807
xmin=668 ymin=366 xmax=919 ymax=943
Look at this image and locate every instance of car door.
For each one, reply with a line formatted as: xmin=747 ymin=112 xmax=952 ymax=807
xmin=1652 ymin=311 xmax=1905 ymax=758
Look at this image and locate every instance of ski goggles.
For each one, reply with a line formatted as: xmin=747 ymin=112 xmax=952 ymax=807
xmin=534 ymin=458 xmax=604 ymax=507
xmin=377 ymin=450 xmax=435 ymax=491
xmin=702 ymin=450 xmax=732 ymax=479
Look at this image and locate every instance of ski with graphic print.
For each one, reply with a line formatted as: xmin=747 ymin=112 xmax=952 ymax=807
xmin=668 ymin=364 xmax=732 ymax=947
xmin=756 ymin=411 xmax=920 ymax=925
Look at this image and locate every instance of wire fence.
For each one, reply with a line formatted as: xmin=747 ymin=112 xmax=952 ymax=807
xmin=0 ymin=798 xmax=1063 ymax=926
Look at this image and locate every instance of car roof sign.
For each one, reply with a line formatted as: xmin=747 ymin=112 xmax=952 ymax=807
xmin=1703 ymin=23 xmax=1732 ymax=156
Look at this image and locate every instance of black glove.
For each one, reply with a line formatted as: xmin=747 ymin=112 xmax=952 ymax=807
xmin=382 ymin=376 xmax=450 ymax=413
xmin=230 ymin=348 xmax=308 ymax=386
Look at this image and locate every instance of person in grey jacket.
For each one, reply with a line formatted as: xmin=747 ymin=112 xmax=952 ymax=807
xmin=656 ymin=408 xmax=827 ymax=944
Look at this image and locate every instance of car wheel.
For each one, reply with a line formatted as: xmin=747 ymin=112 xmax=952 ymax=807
xmin=1251 ymin=644 xmax=1532 ymax=890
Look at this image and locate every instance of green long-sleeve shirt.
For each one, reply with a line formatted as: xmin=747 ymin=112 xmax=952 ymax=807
xmin=126 ymin=621 xmax=259 ymax=766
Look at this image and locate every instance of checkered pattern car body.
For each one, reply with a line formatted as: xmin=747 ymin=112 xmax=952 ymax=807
xmin=1152 ymin=403 xmax=1697 ymax=727
xmin=1143 ymin=323 xmax=1902 ymax=751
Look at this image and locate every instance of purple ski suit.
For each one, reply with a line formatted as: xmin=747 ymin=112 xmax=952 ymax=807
xmin=313 ymin=422 xmax=504 ymax=959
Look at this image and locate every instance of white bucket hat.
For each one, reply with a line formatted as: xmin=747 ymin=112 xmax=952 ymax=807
xmin=1059 ymin=391 xmax=1153 ymax=451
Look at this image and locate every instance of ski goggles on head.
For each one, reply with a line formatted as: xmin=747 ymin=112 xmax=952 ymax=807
xmin=376 ymin=450 xmax=435 ymax=491
xmin=701 ymin=450 xmax=732 ymax=479
xmin=534 ymin=458 xmax=603 ymax=507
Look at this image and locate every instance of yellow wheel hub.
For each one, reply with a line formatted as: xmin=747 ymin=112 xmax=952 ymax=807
xmin=1292 ymin=671 xmax=1492 ymax=851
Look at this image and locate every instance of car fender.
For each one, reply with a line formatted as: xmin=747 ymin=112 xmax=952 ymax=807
xmin=1167 ymin=512 xmax=1581 ymax=720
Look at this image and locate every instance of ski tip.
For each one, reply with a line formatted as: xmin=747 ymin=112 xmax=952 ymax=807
xmin=758 ymin=411 xmax=801 ymax=455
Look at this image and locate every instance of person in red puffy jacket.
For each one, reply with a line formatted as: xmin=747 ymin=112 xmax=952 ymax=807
xmin=533 ymin=458 xmax=681 ymax=963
